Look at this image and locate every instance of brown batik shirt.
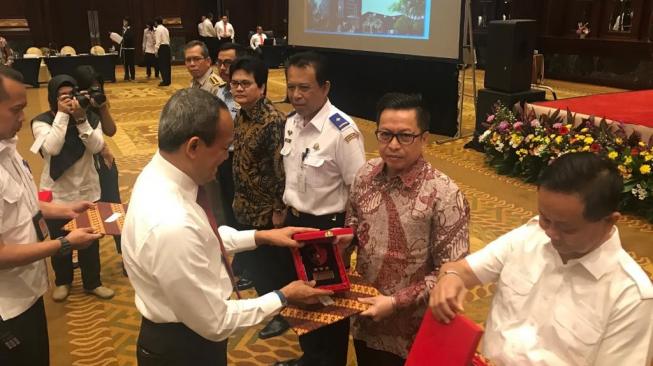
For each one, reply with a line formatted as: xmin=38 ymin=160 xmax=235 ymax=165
xmin=232 ymin=97 xmax=286 ymax=228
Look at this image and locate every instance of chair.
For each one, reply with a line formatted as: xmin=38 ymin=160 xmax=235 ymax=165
xmin=90 ymin=45 xmax=105 ymax=55
xmin=60 ymin=46 xmax=76 ymax=56
xmin=26 ymin=47 xmax=43 ymax=56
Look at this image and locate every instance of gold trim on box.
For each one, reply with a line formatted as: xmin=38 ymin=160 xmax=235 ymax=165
xmin=0 ymin=18 xmax=29 ymax=28
xmin=163 ymin=17 xmax=182 ymax=26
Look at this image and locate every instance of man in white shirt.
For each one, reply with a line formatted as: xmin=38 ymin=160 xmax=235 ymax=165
xmin=153 ymin=16 xmax=171 ymax=86
xmin=184 ymin=40 xmax=223 ymax=96
xmin=31 ymin=75 xmax=114 ymax=302
xmin=122 ymin=88 xmax=332 ymax=366
xmin=274 ymin=51 xmax=366 ymax=366
xmin=0 ymin=65 xmax=102 ymax=366
xmin=215 ymin=15 xmax=235 ymax=44
xmin=250 ymin=26 xmax=267 ymax=54
xmin=201 ymin=13 xmax=218 ymax=64
xmin=430 ymin=152 xmax=653 ymax=366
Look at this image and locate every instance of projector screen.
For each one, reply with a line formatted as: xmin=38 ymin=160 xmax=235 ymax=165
xmin=289 ymin=0 xmax=464 ymax=61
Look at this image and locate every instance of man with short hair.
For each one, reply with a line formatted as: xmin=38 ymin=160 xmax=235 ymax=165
xmin=430 ymin=152 xmax=653 ymax=366
xmin=154 ymin=16 xmax=171 ymax=86
xmin=343 ymin=93 xmax=470 ymax=365
xmin=0 ymin=65 xmax=102 ymax=366
xmin=184 ymin=40 xmax=224 ymax=96
xmin=201 ymin=13 xmax=218 ymax=62
xmin=250 ymin=26 xmax=267 ymax=54
xmin=215 ymin=42 xmax=245 ymax=119
xmin=274 ymin=51 xmax=366 ymax=366
xmin=215 ymin=15 xmax=235 ymax=44
xmin=122 ymin=88 xmax=333 ymax=366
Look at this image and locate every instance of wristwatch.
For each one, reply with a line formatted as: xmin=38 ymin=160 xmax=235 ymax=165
xmin=75 ymin=117 xmax=87 ymax=125
xmin=56 ymin=236 xmax=72 ymax=257
xmin=274 ymin=290 xmax=288 ymax=307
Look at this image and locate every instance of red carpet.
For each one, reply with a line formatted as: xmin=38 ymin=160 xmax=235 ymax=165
xmin=534 ymin=90 xmax=653 ymax=128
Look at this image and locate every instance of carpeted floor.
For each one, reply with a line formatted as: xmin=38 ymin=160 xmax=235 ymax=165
xmin=15 ymin=66 xmax=652 ymax=365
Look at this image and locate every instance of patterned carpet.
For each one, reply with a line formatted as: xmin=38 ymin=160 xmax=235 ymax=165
xmin=15 ymin=66 xmax=652 ymax=365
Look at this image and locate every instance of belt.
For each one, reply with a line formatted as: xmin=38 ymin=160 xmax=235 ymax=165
xmin=288 ymin=207 xmax=343 ymax=220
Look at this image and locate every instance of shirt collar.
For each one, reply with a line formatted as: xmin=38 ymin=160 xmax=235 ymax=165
xmin=195 ymin=68 xmax=213 ymax=87
xmin=151 ymin=151 xmax=198 ymax=202
xmin=241 ymin=97 xmax=267 ymax=121
xmin=296 ymin=99 xmax=331 ymax=132
xmin=572 ymin=226 xmax=622 ymax=280
xmin=371 ymin=155 xmax=427 ymax=188
xmin=0 ymin=136 xmax=18 ymax=158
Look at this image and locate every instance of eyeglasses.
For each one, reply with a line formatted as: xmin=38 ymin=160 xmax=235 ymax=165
xmin=375 ymin=130 xmax=425 ymax=145
xmin=184 ymin=56 xmax=207 ymax=63
xmin=217 ymin=59 xmax=234 ymax=67
xmin=229 ymin=80 xmax=255 ymax=89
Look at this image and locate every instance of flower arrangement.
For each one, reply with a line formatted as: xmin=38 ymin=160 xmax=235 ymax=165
xmin=479 ymin=103 xmax=653 ymax=222
xmin=576 ymin=22 xmax=590 ymax=38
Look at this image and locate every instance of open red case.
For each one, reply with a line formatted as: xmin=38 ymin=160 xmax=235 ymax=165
xmin=291 ymin=228 xmax=353 ymax=292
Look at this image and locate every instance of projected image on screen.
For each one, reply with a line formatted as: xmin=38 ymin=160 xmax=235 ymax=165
xmin=306 ymin=0 xmax=430 ymax=39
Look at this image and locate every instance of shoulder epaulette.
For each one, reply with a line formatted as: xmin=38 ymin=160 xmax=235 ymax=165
xmin=209 ymin=74 xmax=226 ymax=87
xmin=329 ymin=112 xmax=350 ymax=131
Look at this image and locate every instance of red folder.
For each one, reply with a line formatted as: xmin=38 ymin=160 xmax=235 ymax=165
xmin=406 ymin=311 xmax=485 ymax=366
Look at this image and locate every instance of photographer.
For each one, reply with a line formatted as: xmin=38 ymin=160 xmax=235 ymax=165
xmin=31 ymin=75 xmax=114 ymax=302
xmin=74 ymin=65 xmax=125 ymax=274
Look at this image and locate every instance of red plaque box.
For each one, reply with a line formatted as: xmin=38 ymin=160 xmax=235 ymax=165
xmin=291 ymin=228 xmax=352 ymax=292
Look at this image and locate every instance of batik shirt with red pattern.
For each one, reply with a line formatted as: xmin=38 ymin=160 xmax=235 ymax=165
xmin=345 ymin=156 xmax=470 ymax=358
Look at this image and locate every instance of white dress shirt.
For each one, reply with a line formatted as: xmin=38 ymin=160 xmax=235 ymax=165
xmin=121 ymin=152 xmax=282 ymax=342
xmin=250 ymin=32 xmax=267 ymax=50
xmin=282 ymin=100 xmax=366 ymax=215
xmin=215 ymin=21 xmax=235 ymax=40
xmin=154 ymin=24 xmax=170 ymax=53
xmin=0 ymin=137 xmax=48 ymax=320
xmin=201 ymin=18 xmax=216 ymax=37
xmin=32 ymin=112 xmax=104 ymax=203
xmin=142 ymin=29 xmax=156 ymax=54
xmin=466 ymin=217 xmax=653 ymax=366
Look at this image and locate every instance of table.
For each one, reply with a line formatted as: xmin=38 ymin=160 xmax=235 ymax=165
xmin=12 ymin=58 xmax=41 ymax=87
xmin=44 ymin=54 xmax=119 ymax=82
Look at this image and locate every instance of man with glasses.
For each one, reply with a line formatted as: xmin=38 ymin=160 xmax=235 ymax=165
xmin=341 ymin=92 xmax=470 ymax=365
xmin=184 ymin=41 xmax=224 ymax=96
xmin=274 ymin=51 xmax=366 ymax=366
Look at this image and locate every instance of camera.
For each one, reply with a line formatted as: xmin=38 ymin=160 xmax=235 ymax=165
xmin=72 ymin=86 xmax=106 ymax=109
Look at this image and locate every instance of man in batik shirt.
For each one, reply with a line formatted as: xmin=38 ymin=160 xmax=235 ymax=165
xmin=344 ymin=93 xmax=470 ymax=365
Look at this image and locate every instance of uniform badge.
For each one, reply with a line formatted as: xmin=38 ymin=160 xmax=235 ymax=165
xmin=288 ymin=130 xmax=293 ymax=136
xmin=344 ymin=132 xmax=359 ymax=143
xmin=313 ymin=143 xmax=319 ymax=151
xmin=285 ymin=138 xmax=292 ymax=143
xmin=329 ymin=113 xmax=350 ymax=131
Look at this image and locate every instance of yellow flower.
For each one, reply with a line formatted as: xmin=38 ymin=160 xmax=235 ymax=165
xmin=639 ymin=141 xmax=646 ymax=147
xmin=615 ymin=137 xmax=623 ymax=145
xmin=581 ymin=146 xmax=590 ymax=152
xmin=554 ymin=136 xmax=563 ymax=144
xmin=608 ymin=151 xmax=619 ymax=160
xmin=645 ymin=154 xmax=653 ymax=162
xmin=584 ymin=137 xmax=594 ymax=145
xmin=640 ymin=165 xmax=652 ymax=175
xmin=624 ymin=156 xmax=633 ymax=165
xmin=581 ymin=128 xmax=589 ymax=133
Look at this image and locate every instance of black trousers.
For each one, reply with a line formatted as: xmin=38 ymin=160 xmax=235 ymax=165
xmin=144 ymin=52 xmax=159 ymax=78
xmin=98 ymin=155 xmax=122 ymax=254
xmin=0 ymin=297 xmax=49 ymax=366
xmin=157 ymin=45 xmax=171 ymax=85
xmin=122 ymin=49 xmax=135 ymax=80
xmin=48 ymin=218 xmax=102 ymax=290
xmin=205 ymin=37 xmax=218 ymax=64
xmin=354 ymin=339 xmax=405 ymax=366
xmin=283 ymin=209 xmax=350 ymax=366
xmin=137 ymin=317 xmax=227 ymax=366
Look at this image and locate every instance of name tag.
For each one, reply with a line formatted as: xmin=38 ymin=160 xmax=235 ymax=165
xmin=32 ymin=211 xmax=50 ymax=241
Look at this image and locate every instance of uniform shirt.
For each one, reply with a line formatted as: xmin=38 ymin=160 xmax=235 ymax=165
xmin=217 ymin=85 xmax=239 ymax=121
xmin=121 ymin=152 xmax=283 ymax=342
xmin=215 ymin=21 xmax=235 ymax=40
xmin=200 ymin=18 xmax=216 ymax=37
xmin=190 ymin=68 xmax=224 ymax=96
xmin=232 ymin=97 xmax=286 ymax=228
xmin=0 ymin=137 xmax=48 ymax=320
xmin=466 ymin=217 xmax=653 ymax=366
xmin=32 ymin=112 xmax=104 ymax=203
xmin=346 ymin=156 xmax=470 ymax=358
xmin=142 ymin=28 xmax=156 ymax=54
xmin=282 ymin=99 xmax=365 ymax=215
xmin=154 ymin=24 xmax=170 ymax=53
xmin=250 ymin=33 xmax=267 ymax=50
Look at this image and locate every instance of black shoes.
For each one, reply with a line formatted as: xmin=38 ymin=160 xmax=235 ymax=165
xmin=235 ymin=277 xmax=254 ymax=291
xmin=258 ymin=315 xmax=290 ymax=339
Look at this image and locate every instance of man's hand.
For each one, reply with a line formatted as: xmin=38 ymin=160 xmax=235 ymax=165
xmin=280 ymin=280 xmax=334 ymax=305
xmin=429 ymin=273 xmax=467 ymax=324
xmin=359 ymin=295 xmax=395 ymax=321
xmin=65 ymin=227 xmax=103 ymax=250
xmin=57 ymin=94 xmax=74 ymax=115
xmin=254 ymin=226 xmax=318 ymax=248
xmin=271 ymin=209 xmax=286 ymax=228
xmin=70 ymin=98 xmax=87 ymax=121
xmin=68 ymin=201 xmax=94 ymax=217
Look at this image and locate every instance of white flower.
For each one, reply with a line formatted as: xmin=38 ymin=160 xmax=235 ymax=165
xmin=631 ymin=184 xmax=648 ymax=200
xmin=479 ymin=129 xmax=492 ymax=142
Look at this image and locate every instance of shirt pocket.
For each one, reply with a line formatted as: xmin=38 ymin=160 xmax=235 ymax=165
xmin=553 ymin=304 xmax=601 ymax=363
xmin=496 ymin=269 xmax=535 ymax=314
xmin=1 ymin=181 xmax=30 ymax=234
xmin=280 ymin=143 xmax=292 ymax=157
xmin=302 ymin=155 xmax=328 ymax=187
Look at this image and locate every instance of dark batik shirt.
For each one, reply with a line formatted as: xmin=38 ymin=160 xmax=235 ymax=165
xmin=232 ymin=97 xmax=286 ymax=228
